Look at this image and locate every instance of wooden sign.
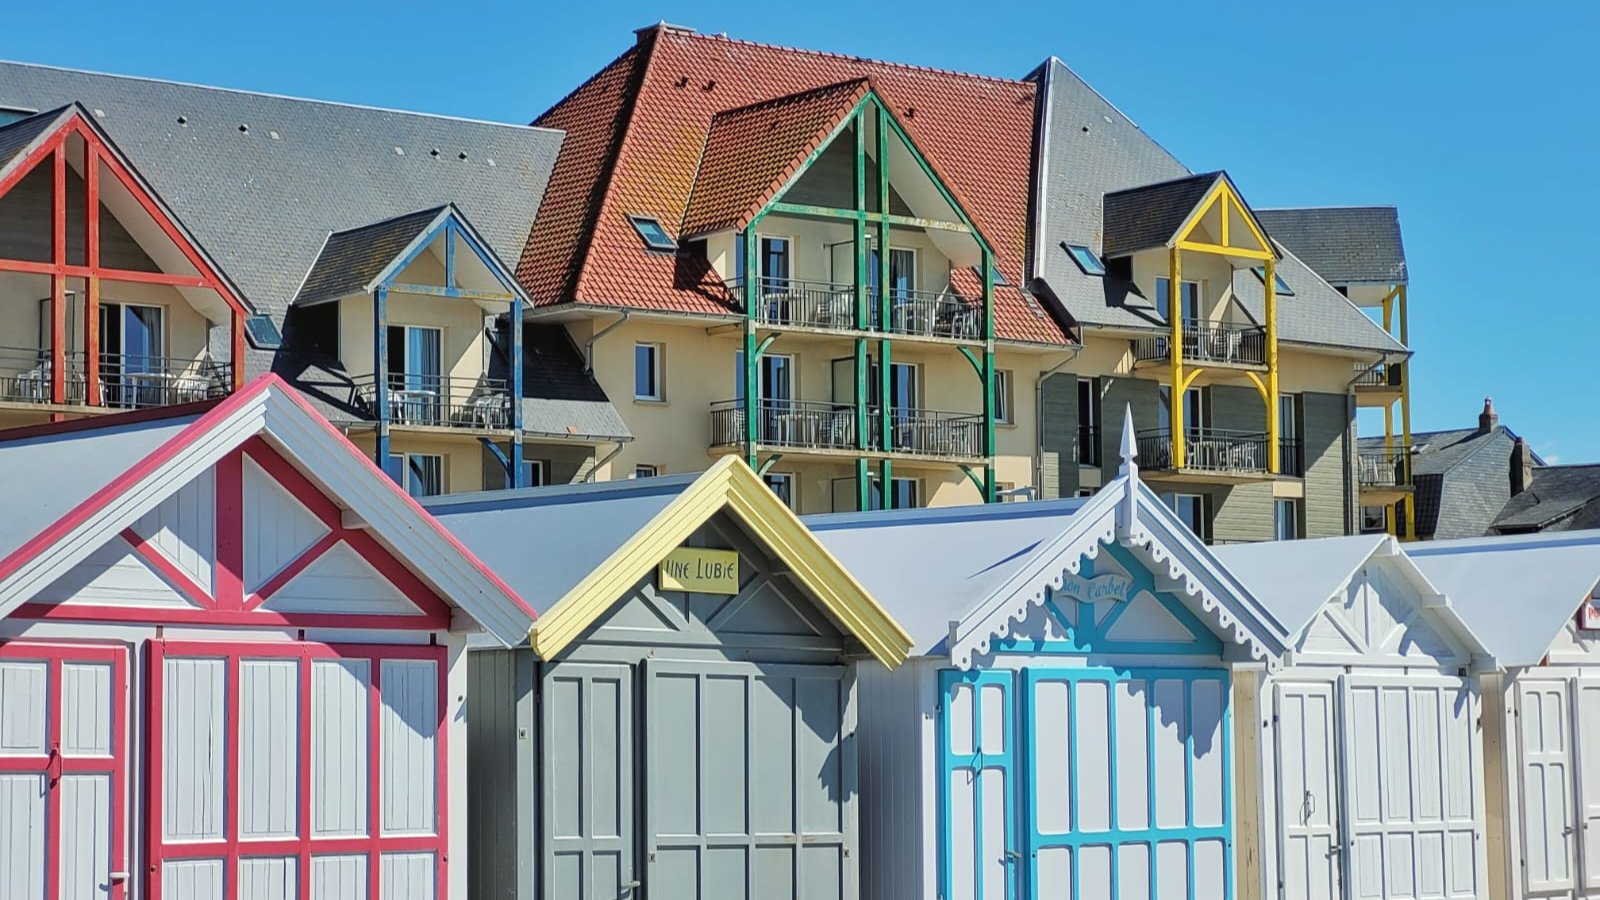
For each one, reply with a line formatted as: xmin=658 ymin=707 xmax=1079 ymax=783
xmin=658 ymin=547 xmax=740 ymax=594
xmin=1056 ymin=572 xmax=1134 ymax=604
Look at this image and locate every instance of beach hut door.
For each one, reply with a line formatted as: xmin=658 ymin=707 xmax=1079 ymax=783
xmin=541 ymin=662 xmax=637 ymax=900
xmin=1272 ymin=681 xmax=1341 ymax=900
xmin=1516 ymin=678 xmax=1577 ymax=894
xmin=1573 ymin=678 xmax=1600 ymax=892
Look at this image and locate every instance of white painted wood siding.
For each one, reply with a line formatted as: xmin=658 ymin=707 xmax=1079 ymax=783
xmin=240 ymin=658 xmax=299 ymax=839
xmin=380 ymin=659 xmax=437 ymax=836
xmin=163 ymin=656 xmax=226 ymax=841
xmin=242 ymin=455 xmax=329 ymax=594
xmin=312 ymin=659 xmax=370 ymax=837
xmin=133 ymin=466 xmax=217 ymax=594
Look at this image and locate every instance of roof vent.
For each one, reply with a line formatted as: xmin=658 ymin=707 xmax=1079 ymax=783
xmin=238 ymin=124 xmax=249 ymax=134
xmin=92 ymin=109 xmax=105 ymax=118
xmin=703 ymin=79 xmax=716 ymax=91
xmin=458 ymin=151 xmax=467 ymax=160
xmin=675 ymin=76 xmax=689 ymax=89
xmin=176 ymin=115 xmax=188 ymax=126
xmin=906 ymin=107 xmax=916 ymax=119
xmin=486 ymin=158 xmax=496 ymax=167
xmin=430 ymin=148 xmax=440 ymax=158
xmin=394 ymin=146 xmax=404 ymax=156
xmin=269 ymin=130 xmax=281 ymax=140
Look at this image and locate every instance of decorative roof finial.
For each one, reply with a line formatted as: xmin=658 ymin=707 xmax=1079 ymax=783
xmin=1118 ymin=403 xmax=1138 ymax=477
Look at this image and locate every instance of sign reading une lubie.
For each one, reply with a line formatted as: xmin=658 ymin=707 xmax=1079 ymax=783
xmin=1056 ymin=572 xmax=1134 ymax=603
xmin=658 ymin=547 xmax=740 ymax=594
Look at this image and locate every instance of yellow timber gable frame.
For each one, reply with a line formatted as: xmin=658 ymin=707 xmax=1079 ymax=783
xmin=527 ymin=455 xmax=914 ymax=666
xmin=1163 ymin=173 xmax=1283 ymax=473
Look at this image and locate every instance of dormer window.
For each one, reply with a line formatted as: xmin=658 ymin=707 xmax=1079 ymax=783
xmin=244 ymin=314 xmax=283 ymax=349
xmin=1251 ymin=266 xmax=1295 ymax=297
xmin=628 ymin=215 xmax=677 ymax=252
xmin=1064 ymin=243 xmax=1106 ymax=276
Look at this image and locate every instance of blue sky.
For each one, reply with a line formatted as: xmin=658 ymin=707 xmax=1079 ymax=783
xmin=4 ymin=1 xmax=1595 ymax=461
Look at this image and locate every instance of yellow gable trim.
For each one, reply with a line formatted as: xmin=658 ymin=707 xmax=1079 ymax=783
xmin=1172 ymin=176 xmax=1273 ymax=258
xmin=527 ymin=456 xmax=914 ymax=667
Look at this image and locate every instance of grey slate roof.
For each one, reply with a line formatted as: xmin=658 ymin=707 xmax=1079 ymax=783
xmin=424 ymin=474 xmax=696 ymax=615
xmin=1411 ymin=531 xmax=1600 ymax=667
xmin=1101 ymin=172 xmax=1220 ymax=258
xmin=1490 ymin=465 xmax=1600 ymax=534
xmin=0 ymin=105 xmax=70 ymax=173
xmin=514 ymin=325 xmax=632 ymax=442
xmin=1362 ymin=424 xmax=1528 ymax=540
xmin=1255 ymin=207 xmax=1407 ymax=285
xmin=295 ymin=207 xmax=446 ymax=306
xmin=1026 ymin=58 xmax=1407 ymax=356
xmin=0 ymin=61 xmax=564 ymax=324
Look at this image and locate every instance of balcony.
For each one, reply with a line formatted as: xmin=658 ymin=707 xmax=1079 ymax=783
xmin=1358 ymin=445 xmax=1414 ymax=502
xmin=1135 ymin=427 xmax=1273 ymax=482
xmin=1077 ymin=425 xmax=1101 ymax=467
xmin=730 ymin=277 xmax=982 ymax=341
xmin=710 ymin=399 xmax=985 ymax=460
xmin=1354 ymin=361 xmax=1405 ymax=406
xmin=1280 ymin=437 xmax=1304 ymax=478
xmin=0 ymin=346 xmax=232 ymax=411
xmin=353 ymin=374 xmax=513 ymax=431
xmin=1132 ymin=320 xmax=1267 ymax=368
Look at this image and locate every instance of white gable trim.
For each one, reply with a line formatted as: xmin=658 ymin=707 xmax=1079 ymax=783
xmin=0 ymin=380 xmax=534 ymax=645
xmin=946 ymin=474 xmax=1293 ymax=670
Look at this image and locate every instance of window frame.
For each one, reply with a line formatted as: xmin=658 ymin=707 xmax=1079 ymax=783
xmin=633 ymin=342 xmax=665 ymax=402
xmin=762 ymin=471 xmax=797 ymax=510
xmin=1064 ymin=243 xmax=1107 ymax=276
xmin=1162 ymin=491 xmax=1211 ymax=542
xmin=994 ymin=369 xmax=1015 ymax=425
xmin=634 ymin=464 xmax=659 ymax=479
xmin=1077 ymin=376 xmax=1102 ymax=466
xmin=1154 ymin=276 xmax=1201 ymax=322
xmin=388 ymin=452 xmax=444 ymax=497
xmin=1274 ymin=498 xmax=1302 ymax=541
xmin=759 ymin=235 xmax=794 ymax=292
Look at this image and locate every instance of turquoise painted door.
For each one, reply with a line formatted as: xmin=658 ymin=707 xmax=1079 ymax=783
xmin=939 ymin=669 xmax=1021 ymax=900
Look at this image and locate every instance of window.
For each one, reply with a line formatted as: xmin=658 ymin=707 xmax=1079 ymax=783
xmin=1162 ymin=492 xmax=1211 ymax=541
xmin=994 ymin=370 xmax=1014 ymax=425
xmin=0 ymin=107 xmax=35 ymax=127
xmin=100 ymin=303 xmax=167 ymax=408
xmin=1279 ymin=394 xmax=1303 ymax=476
xmin=1155 ymin=277 xmax=1200 ymax=321
xmin=1360 ymin=505 xmax=1389 ymax=533
xmin=1077 ymin=377 xmax=1102 ymax=466
xmin=970 ymin=264 xmax=1008 ymax=285
xmin=387 ymin=325 xmax=443 ymax=424
xmin=635 ymin=464 xmax=659 ymax=478
xmin=1159 ymin=385 xmax=1207 ymax=438
xmin=1275 ymin=499 xmax=1302 ymax=541
xmin=1251 ymin=267 xmax=1295 ymax=297
xmin=481 ymin=452 xmax=549 ymax=491
xmin=869 ymin=476 xmax=920 ymax=511
xmin=629 ymin=215 xmax=677 ymax=251
xmin=1076 ymin=488 xmax=1097 ymax=498
xmin=760 ymin=236 xmax=792 ymax=291
xmin=387 ymin=453 xmax=444 ymax=497
xmin=763 ymin=472 xmax=796 ymax=509
xmin=244 ymin=314 xmax=282 ymax=349
xmin=1064 ymin=243 xmax=1106 ymax=276
xmin=734 ymin=351 xmax=794 ymax=406
xmin=634 ymin=343 xmax=664 ymax=401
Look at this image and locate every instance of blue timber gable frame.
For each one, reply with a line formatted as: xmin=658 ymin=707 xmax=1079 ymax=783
xmin=365 ymin=205 xmax=531 ymax=487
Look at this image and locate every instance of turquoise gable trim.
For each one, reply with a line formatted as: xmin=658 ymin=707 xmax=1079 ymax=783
xmin=995 ymin=542 xmax=1223 ymax=657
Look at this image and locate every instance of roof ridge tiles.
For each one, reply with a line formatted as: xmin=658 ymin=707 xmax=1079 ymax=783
xmin=1103 ymin=170 xmax=1222 ymax=198
xmin=662 ymin=28 xmax=1032 ymax=87
xmin=707 ymin=77 xmax=871 ymax=120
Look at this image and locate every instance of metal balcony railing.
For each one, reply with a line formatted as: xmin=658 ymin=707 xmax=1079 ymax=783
xmin=1280 ymin=437 xmax=1304 ymax=477
xmin=710 ymin=399 xmax=985 ymax=459
xmin=353 ymin=374 xmax=513 ymax=430
xmin=728 ymin=277 xmax=982 ymax=340
xmin=1358 ymin=445 xmax=1414 ymax=489
xmin=1136 ymin=427 xmax=1270 ymax=475
xmin=1077 ymin=425 xmax=1101 ymax=466
xmin=1353 ymin=361 xmax=1404 ymax=389
xmin=1132 ymin=320 xmax=1267 ymax=366
xmin=0 ymin=346 xmax=231 ymax=409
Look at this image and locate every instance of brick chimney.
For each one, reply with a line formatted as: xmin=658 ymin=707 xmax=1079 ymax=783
xmin=1478 ymin=396 xmax=1499 ymax=434
xmin=1511 ymin=437 xmax=1535 ymax=496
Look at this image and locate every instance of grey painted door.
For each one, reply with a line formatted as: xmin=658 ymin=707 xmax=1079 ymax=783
xmin=643 ymin=660 xmax=855 ymax=900
xmin=542 ymin=662 xmax=636 ymax=900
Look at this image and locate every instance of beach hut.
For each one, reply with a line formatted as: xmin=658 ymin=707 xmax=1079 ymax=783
xmin=805 ymin=420 xmax=1292 ymax=900
xmin=0 ymin=376 xmax=535 ymax=900
xmin=1215 ymin=534 xmax=1494 ymax=900
xmin=423 ymin=456 xmax=911 ymax=900
xmin=1410 ymin=531 xmax=1600 ymax=900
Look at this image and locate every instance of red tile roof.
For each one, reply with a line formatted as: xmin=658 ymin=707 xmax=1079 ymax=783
xmin=683 ymin=78 xmax=869 ymax=237
xmin=519 ymin=26 xmax=1069 ymax=344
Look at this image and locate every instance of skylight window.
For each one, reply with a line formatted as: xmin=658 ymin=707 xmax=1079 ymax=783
xmin=1065 ymin=243 xmax=1106 ymax=276
xmin=971 ymin=265 xmax=1008 ymax=285
xmin=629 ymin=215 xmax=677 ymax=252
xmin=1252 ymin=267 xmax=1295 ymax=297
xmin=244 ymin=314 xmax=283 ymax=349
xmin=0 ymin=107 xmax=36 ymax=127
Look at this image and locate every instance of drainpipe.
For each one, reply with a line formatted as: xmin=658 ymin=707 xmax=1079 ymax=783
xmin=584 ymin=311 xmax=631 ymax=374
xmin=1034 ymin=346 xmax=1083 ymax=499
xmin=584 ymin=440 xmax=628 ymax=482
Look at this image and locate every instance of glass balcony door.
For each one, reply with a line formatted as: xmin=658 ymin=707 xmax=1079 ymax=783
xmin=100 ymin=302 xmax=165 ymax=407
xmin=386 ymin=324 xmax=443 ymax=424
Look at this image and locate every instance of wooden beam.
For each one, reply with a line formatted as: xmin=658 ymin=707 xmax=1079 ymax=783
xmin=386 ymin=282 xmax=514 ymax=302
xmin=1175 ymin=240 xmax=1273 ymax=261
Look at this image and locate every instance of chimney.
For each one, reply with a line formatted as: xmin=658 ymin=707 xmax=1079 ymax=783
xmin=1511 ymin=437 xmax=1535 ymax=496
xmin=1478 ymin=396 xmax=1498 ymax=434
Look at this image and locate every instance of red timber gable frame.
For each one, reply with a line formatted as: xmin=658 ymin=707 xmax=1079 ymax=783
xmin=146 ymin=640 xmax=449 ymax=900
xmin=13 ymin=435 xmax=453 ymax=629
xmin=0 ymin=105 xmax=249 ymax=407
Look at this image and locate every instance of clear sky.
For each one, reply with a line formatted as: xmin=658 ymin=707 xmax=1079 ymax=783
xmin=3 ymin=0 xmax=1594 ymax=461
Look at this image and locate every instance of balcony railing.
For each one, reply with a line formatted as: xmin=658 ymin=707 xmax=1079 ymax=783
xmin=1280 ymin=437 xmax=1304 ymax=477
xmin=1132 ymin=320 xmax=1267 ymax=366
xmin=0 ymin=346 xmax=231 ymax=409
xmin=1136 ymin=427 xmax=1270 ymax=475
xmin=1353 ymin=361 xmax=1404 ymax=389
xmin=710 ymin=399 xmax=985 ymax=459
xmin=729 ymin=277 xmax=982 ymax=340
xmin=1077 ymin=425 xmax=1101 ymax=466
xmin=1358 ymin=445 xmax=1414 ymax=489
xmin=353 ymin=374 xmax=513 ymax=430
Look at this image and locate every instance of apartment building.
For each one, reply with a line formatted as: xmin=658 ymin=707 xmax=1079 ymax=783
xmin=0 ymin=29 xmax=1419 ymax=542
xmin=0 ymin=64 xmax=630 ymax=496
